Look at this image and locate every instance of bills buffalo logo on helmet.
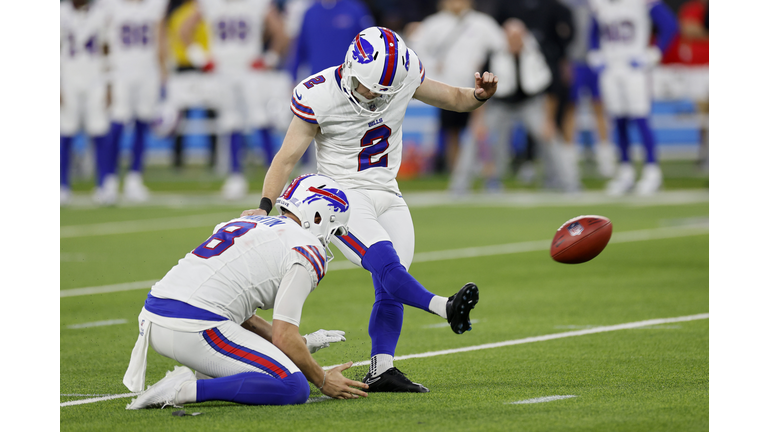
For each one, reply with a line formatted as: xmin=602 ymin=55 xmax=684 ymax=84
xmin=352 ymin=34 xmax=375 ymax=65
xmin=567 ymin=222 xmax=584 ymax=236
xmin=303 ymin=187 xmax=350 ymax=213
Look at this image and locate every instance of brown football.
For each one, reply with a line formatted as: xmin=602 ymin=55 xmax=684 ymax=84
xmin=550 ymin=215 xmax=612 ymax=264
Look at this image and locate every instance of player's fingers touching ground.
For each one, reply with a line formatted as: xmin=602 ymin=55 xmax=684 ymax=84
xmin=321 ymin=362 xmax=368 ymax=399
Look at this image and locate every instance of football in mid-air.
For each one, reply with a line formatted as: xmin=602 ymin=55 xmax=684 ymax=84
xmin=550 ymin=215 xmax=612 ymax=264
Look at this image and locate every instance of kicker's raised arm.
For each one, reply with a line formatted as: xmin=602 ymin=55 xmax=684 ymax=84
xmin=413 ymin=72 xmax=498 ymax=113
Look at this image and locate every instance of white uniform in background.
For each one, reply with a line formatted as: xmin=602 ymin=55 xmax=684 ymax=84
xmin=103 ymin=0 xmax=168 ymax=123
xmin=283 ymin=0 xmax=312 ymax=39
xmin=588 ymin=0 xmax=656 ymax=117
xmin=407 ymin=9 xmax=505 ymax=90
xmin=60 ymin=1 xmax=109 ymax=138
xmin=198 ymin=0 xmax=286 ymax=133
xmin=407 ymin=8 xmax=507 ymax=191
xmin=449 ymin=33 xmax=561 ymax=193
xmin=124 ymin=215 xmax=327 ymax=391
xmin=290 ymin=53 xmax=425 ymax=266
xmin=198 ymin=0 xmax=291 ymax=199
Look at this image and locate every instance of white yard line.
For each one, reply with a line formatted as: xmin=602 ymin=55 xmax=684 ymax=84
xmin=60 ymin=392 xmax=140 ymax=407
xmin=60 ymin=191 xmax=709 ymax=239
xmin=61 ymin=280 xmax=159 ymax=298
xmin=321 ymin=313 xmax=709 ymax=370
xmin=60 ymin=223 xmax=709 ymax=298
xmin=60 ymin=313 xmax=708 ymax=407
xmin=507 ymin=395 xmax=579 ymax=404
xmin=60 ymin=212 xmax=238 ymax=239
xmin=66 ymin=319 xmax=129 ymax=329
xmin=61 ymin=190 xmax=709 ymax=211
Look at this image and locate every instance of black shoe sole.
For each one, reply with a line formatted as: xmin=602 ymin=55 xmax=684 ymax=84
xmin=449 ymin=283 xmax=479 ymax=334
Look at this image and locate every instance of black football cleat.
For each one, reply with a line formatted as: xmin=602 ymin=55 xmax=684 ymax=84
xmin=363 ymin=367 xmax=429 ymax=393
xmin=446 ymin=283 xmax=479 ymax=334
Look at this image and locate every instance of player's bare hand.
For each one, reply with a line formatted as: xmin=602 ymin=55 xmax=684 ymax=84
xmin=474 ymin=71 xmax=498 ymax=101
xmin=321 ymin=361 xmax=369 ymax=400
xmin=241 ymin=209 xmax=267 ymax=217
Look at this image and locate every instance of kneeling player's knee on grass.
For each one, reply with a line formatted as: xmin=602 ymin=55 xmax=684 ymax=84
xmin=284 ymin=372 xmax=310 ymax=405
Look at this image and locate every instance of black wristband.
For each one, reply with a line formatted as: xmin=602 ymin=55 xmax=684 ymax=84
xmin=474 ymin=91 xmax=490 ymax=102
xmin=258 ymin=197 xmax=273 ymax=215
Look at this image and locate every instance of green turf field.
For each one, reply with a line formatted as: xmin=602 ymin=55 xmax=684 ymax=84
xmin=60 ymin=177 xmax=709 ymax=431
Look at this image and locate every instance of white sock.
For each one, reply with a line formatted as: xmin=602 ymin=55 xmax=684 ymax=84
xmin=369 ymin=354 xmax=394 ymax=377
xmin=429 ymin=296 xmax=448 ymax=319
xmin=176 ymin=379 xmax=197 ymax=404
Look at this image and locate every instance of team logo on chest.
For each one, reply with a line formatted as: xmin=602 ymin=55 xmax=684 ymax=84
xmin=352 ymin=35 xmax=375 ymax=65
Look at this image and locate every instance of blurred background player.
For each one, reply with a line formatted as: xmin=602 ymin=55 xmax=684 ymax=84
xmin=492 ymin=0 xmax=577 ymax=191
xmin=161 ymin=0 xmax=220 ymax=171
xmin=181 ymin=0 xmax=290 ymax=200
xmin=102 ymin=0 xmax=170 ymax=203
xmin=407 ymin=0 xmax=507 ymax=187
xmin=450 ymin=19 xmax=556 ymax=194
xmin=285 ymin=0 xmax=374 ymax=174
xmin=587 ymin=0 xmax=678 ymax=195
xmin=287 ymin=0 xmax=373 ymax=81
xmin=561 ymin=0 xmax=615 ymax=179
xmin=676 ymin=0 xmax=708 ymax=172
xmin=60 ymin=0 xmax=111 ymax=205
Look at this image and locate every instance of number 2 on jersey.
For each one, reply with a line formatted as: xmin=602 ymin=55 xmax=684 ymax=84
xmin=358 ymin=125 xmax=391 ymax=171
xmin=192 ymin=221 xmax=257 ymax=259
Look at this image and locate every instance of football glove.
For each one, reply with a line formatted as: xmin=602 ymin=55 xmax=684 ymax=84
xmin=304 ymin=329 xmax=346 ymax=354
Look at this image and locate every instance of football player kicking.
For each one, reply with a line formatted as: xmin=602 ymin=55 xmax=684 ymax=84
xmin=241 ymin=26 xmax=495 ymax=393
xmin=124 ymin=174 xmax=369 ymax=408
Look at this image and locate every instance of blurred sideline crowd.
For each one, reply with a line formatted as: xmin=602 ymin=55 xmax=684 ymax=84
xmin=60 ymin=0 xmax=709 ymax=205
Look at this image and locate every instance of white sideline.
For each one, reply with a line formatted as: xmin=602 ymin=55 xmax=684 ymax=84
xmin=60 ymin=223 xmax=708 ymax=298
xmin=508 ymin=395 xmax=578 ymax=404
xmin=321 ymin=313 xmax=709 ymax=370
xmin=66 ymin=319 xmax=128 ymax=329
xmin=60 ymin=313 xmax=708 ymax=407
xmin=61 ymin=392 xmax=140 ymax=407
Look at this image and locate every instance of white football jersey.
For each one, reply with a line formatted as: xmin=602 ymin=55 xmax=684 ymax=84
xmin=589 ymin=0 xmax=655 ymax=63
xmin=197 ymin=0 xmax=272 ymax=71
xmin=148 ymin=215 xmax=328 ymax=326
xmin=101 ymin=0 xmax=168 ymax=77
xmin=60 ymin=1 xmax=108 ymax=81
xmin=290 ymin=50 xmax=426 ymax=194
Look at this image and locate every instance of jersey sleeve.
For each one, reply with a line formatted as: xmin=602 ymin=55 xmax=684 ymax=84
xmin=649 ymin=1 xmax=679 ymax=53
xmin=290 ymin=81 xmax=319 ymax=124
xmin=272 ymin=263 xmax=313 ymax=327
xmin=287 ymin=244 xmax=327 ymax=288
xmin=406 ymin=48 xmax=426 ymax=88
